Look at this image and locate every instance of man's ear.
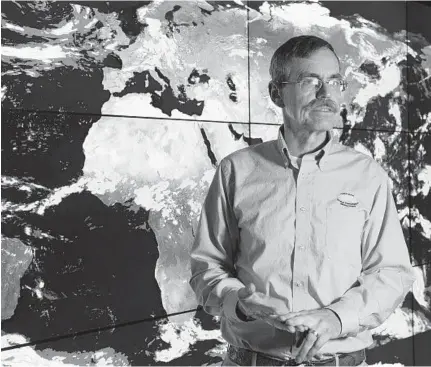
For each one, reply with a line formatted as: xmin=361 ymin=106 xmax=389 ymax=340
xmin=268 ymin=81 xmax=285 ymax=108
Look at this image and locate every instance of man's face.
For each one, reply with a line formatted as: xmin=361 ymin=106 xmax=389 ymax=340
xmin=279 ymin=48 xmax=343 ymax=132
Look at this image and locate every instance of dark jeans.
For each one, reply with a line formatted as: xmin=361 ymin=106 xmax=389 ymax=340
xmin=221 ymin=351 xmax=368 ymax=366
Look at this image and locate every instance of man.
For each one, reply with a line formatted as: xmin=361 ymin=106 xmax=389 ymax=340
xmin=189 ymin=35 xmax=416 ymax=366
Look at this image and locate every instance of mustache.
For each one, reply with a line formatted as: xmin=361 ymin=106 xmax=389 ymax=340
xmin=309 ymin=99 xmax=338 ymax=112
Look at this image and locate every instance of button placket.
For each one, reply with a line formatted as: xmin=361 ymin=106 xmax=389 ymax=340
xmin=292 ymin=164 xmax=313 ymax=311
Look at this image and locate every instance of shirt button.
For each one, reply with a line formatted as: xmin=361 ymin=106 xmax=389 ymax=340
xmin=295 ymin=281 xmax=302 ymax=287
xmin=300 ymin=206 xmax=306 ymax=212
xmin=299 ymin=246 xmax=305 ymax=251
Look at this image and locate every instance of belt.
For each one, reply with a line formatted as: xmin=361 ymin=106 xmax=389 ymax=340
xmin=227 ymin=344 xmax=366 ymax=366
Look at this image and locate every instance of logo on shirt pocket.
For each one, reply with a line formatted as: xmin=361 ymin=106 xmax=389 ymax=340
xmin=337 ymin=192 xmax=359 ymax=207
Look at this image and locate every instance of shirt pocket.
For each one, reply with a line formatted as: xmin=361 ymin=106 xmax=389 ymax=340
xmin=325 ymin=200 xmax=367 ymax=266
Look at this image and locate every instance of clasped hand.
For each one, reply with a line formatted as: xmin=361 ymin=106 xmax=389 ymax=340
xmin=237 ymin=284 xmax=342 ymax=363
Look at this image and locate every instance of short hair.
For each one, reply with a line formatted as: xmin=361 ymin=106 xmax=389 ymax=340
xmin=269 ymin=35 xmax=339 ymax=84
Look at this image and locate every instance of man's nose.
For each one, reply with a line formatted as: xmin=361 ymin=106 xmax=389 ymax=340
xmin=316 ymin=82 xmax=331 ymax=99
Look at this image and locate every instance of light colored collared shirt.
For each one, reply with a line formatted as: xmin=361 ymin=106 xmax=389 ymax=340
xmin=189 ymin=125 xmax=416 ymax=361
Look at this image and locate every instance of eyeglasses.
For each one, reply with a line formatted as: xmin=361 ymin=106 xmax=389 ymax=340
xmin=280 ymin=76 xmax=347 ymax=93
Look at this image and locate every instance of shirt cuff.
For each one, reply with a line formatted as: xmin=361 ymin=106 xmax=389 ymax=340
xmin=324 ymin=303 xmax=359 ymax=337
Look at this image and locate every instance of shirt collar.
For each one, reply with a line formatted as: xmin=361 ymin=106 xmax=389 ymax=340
xmin=276 ymin=124 xmax=337 ymax=171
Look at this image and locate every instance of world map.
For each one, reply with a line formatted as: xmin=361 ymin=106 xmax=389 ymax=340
xmin=1 ymin=1 xmax=430 ymax=365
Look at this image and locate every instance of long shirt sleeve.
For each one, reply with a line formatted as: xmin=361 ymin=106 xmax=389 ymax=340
xmin=325 ymin=173 xmax=417 ymax=338
xmin=189 ymin=158 xmax=245 ymax=321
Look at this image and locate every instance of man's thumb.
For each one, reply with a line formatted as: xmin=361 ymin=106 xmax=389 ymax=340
xmin=238 ymin=283 xmax=255 ymax=299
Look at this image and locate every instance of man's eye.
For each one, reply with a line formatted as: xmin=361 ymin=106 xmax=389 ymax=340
xmin=301 ymin=77 xmax=319 ymax=86
xmin=328 ymin=79 xmax=342 ymax=86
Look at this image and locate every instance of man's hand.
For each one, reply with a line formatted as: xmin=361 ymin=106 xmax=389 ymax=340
xmin=236 ymin=284 xmax=307 ymax=332
xmin=275 ymin=309 xmax=342 ymax=363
